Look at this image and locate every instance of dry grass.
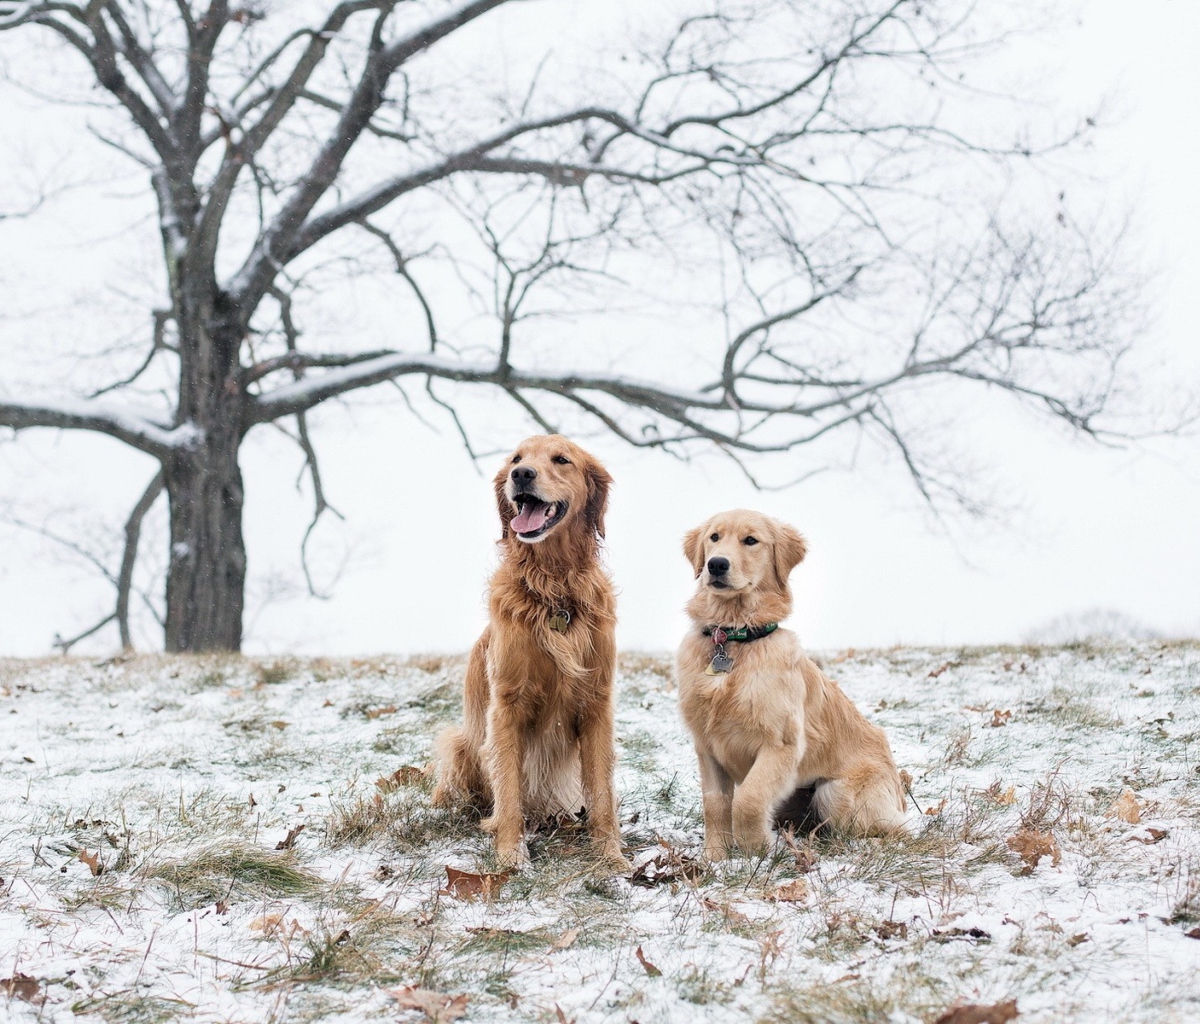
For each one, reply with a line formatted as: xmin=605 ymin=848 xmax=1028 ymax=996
xmin=3 ymin=643 xmax=1199 ymax=1023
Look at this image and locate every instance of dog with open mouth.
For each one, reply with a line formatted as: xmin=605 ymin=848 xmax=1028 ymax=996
xmin=676 ymin=509 xmax=908 ymax=858
xmin=432 ymin=435 xmax=629 ymax=871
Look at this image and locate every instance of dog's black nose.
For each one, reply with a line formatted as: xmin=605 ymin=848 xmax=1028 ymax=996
xmin=511 ymin=466 xmax=537 ymax=485
xmin=707 ymin=556 xmax=730 ymax=576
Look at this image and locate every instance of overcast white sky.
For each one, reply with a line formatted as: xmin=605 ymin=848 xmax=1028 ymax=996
xmin=1 ymin=0 xmax=1197 ymax=657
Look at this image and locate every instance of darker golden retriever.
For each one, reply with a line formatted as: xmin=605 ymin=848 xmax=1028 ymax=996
xmin=433 ymin=435 xmax=629 ymax=871
xmin=676 ymin=509 xmax=908 ymax=858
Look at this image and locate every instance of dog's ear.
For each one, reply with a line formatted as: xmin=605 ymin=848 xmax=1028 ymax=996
xmin=682 ymin=523 xmax=707 ymax=579
xmin=583 ymin=458 xmax=613 ymax=539
xmin=494 ymin=462 xmax=514 ymax=540
xmin=771 ymin=521 xmax=807 ymax=591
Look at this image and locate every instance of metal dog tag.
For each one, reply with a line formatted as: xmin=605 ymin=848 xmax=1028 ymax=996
xmin=706 ymin=649 xmax=734 ymax=675
xmin=549 ymin=609 xmax=571 ymax=632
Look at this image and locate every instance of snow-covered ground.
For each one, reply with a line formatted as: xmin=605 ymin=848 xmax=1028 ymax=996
xmin=2 ymin=643 xmax=1198 ymax=1023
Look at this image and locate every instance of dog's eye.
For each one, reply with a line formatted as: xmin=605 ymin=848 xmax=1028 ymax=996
xmin=552 ymin=455 xmax=571 ymax=465
xmin=512 ymin=455 xmax=522 ymax=463
xmin=709 ymin=533 xmax=719 ymax=542
xmin=744 ymin=536 xmax=759 ymax=546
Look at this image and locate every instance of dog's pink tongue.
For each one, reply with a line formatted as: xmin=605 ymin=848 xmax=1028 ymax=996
xmin=511 ymin=502 xmax=550 ymax=534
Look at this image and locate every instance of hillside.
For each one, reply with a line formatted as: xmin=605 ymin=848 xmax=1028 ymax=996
xmin=2 ymin=643 xmax=1198 ymax=1023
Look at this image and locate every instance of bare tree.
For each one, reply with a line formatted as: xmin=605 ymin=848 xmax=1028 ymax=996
xmin=0 ymin=0 xmax=1148 ymax=652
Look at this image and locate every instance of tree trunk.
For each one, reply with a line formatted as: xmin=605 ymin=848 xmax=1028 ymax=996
xmin=163 ymin=437 xmax=247 ymax=652
xmin=163 ymin=301 xmax=248 ymax=652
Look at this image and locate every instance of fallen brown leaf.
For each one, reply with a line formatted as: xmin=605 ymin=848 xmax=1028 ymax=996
xmin=1185 ymin=926 xmax=1200 ymax=940
xmin=215 ymin=900 xmax=229 ymax=915
xmin=770 ymin=878 xmax=809 ymax=903
xmin=1107 ymin=788 xmax=1142 ymax=824
xmin=78 ymin=849 xmax=102 ymax=876
xmin=1128 ymin=828 xmax=1168 ymax=845
xmin=932 ymin=926 xmax=991 ymax=942
xmin=438 ymin=866 xmax=511 ymax=901
xmin=629 ymin=842 xmax=700 ymax=886
xmin=928 ymin=661 xmax=953 ymax=678
xmin=1007 ymin=828 xmax=1061 ymax=870
xmin=275 ymin=824 xmax=306 ymax=850
xmin=365 ymin=704 xmax=398 ymax=719
xmin=700 ymin=897 xmax=751 ymax=927
xmin=925 ymin=798 xmax=948 ymax=816
xmin=0 ymin=974 xmax=40 ymax=1002
xmin=933 ymin=999 xmax=1019 ymax=1024
xmin=873 ymin=919 xmax=908 ymax=940
xmin=899 ymin=768 xmax=914 ymax=789
xmin=270 ymin=720 xmax=288 ymax=730
xmin=988 ymin=709 xmax=1012 ymax=728
xmin=635 ymin=944 xmax=662 ymax=977
xmin=554 ymin=1004 xmax=574 ymax=1024
xmin=551 ymin=927 xmax=579 ymax=950
xmin=1066 ymin=932 xmax=1089 ymax=947
xmin=250 ymin=912 xmax=285 ymax=937
xmin=390 ymin=986 xmax=469 ymax=1023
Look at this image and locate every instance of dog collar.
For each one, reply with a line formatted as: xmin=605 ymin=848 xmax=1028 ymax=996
xmin=701 ymin=623 xmax=778 ymax=675
xmin=702 ymin=623 xmax=778 ymax=644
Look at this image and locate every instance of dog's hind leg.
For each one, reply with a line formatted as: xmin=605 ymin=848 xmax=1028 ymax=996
xmin=814 ymin=763 xmax=907 ymax=836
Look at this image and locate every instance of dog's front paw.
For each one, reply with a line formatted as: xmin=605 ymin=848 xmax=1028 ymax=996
xmin=732 ymin=825 xmax=771 ymax=857
xmin=702 ymin=836 xmax=730 ymax=862
xmin=597 ymin=840 xmax=632 ymax=875
xmin=495 ymin=839 xmax=530 ymax=870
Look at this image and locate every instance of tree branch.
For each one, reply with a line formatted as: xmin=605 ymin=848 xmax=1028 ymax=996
xmin=0 ymin=397 xmax=196 ymax=456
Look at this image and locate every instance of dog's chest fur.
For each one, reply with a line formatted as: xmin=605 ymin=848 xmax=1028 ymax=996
xmin=676 ymin=631 xmax=803 ymax=782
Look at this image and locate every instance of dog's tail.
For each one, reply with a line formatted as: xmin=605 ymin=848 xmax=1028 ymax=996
xmin=432 ymin=725 xmax=490 ymax=809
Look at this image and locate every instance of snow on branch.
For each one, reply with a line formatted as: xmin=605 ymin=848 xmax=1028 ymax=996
xmin=0 ymin=397 xmax=200 ymax=457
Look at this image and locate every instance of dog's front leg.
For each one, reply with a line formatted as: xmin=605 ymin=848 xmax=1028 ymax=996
xmin=732 ymin=745 xmax=798 ymax=855
xmin=697 ymin=748 xmax=734 ymax=860
xmin=577 ymin=698 xmax=631 ymax=873
xmin=482 ymin=700 xmax=529 ymax=869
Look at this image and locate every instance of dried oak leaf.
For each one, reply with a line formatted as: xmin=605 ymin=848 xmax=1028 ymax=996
xmin=551 ymin=927 xmax=580 ymax=950
xmin=0 ymin=974 xmax=40 ymax=1002
xmin=438 ymin=866 xmax=511 ymax=901
xmin=389 ymin=986 xmax=468 ymax=1023
xmin=1185 ymin=927 xmax=1200 ymax=940
xmin=78 ymin=849 xmax=103 ymax=876
xmin=365 ymin=704 xmax=398 ymax=719
xmin=629 ymin=843 xmax=700 ymax=887
xmin=933 ymin=999 xmax=1019 ymax=1024
xmin=1128 ymin=828 xmax=1168 ymax=845
xmin=250 ymin=913 xmax=285 ymax=937
xmin=700 ymin=897 xmax=751 ymax=927
xmin=275 ymin=824 xmax=306 ymax=850
xmin=925 ymin=798 xmax=948 ymax=816
xmin=770 ymin=879 xmax=809 ymax=903
xmin=933 ymin=926 xmax=991 ymax=942
xmin=873 ymin=919 xmax=908 ymax=940
xmin=1066 ymin=932 xmax=1089 ymax=947
xmin=635 ymin=944 xmax=662 ymax=977
xmin=1107 ymin=788 xmax=1142 ymax=824
xmin=1007 ymin=828 xmax=1061 ymax=870
xmin=988 ymin=709 xmax=1012 ymax=728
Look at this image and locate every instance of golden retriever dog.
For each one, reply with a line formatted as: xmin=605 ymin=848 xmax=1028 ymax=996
xmin=432 ymin=435 xmax=629 ymax=871
xmin=676 ymin=509 xmax=907 ymax=859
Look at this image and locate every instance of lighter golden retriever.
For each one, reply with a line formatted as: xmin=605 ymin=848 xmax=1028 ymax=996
xmin=676 ymin=509 xmax=907 ymax=858
xmin=432 ymin=435 xmax=629 ymax=871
